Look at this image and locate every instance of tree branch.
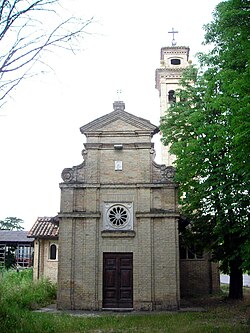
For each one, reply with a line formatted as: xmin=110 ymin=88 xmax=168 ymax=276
xmin=0 ymin=0 xmax=93 ymax=105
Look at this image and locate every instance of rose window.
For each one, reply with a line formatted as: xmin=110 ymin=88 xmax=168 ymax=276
xmin=103 ymin=202 xmax=133 ymax=231
xmin=107 ymin=205 xmax=129 ymax=228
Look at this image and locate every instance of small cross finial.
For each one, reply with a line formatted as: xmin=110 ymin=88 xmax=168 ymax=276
xmin=168 ymin=27 xmax=178 ymax=46
xmin=116 ymin=89 xmax=122 ymax=101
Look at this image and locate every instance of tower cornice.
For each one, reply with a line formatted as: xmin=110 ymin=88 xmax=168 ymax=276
xmin=160 ymin=46 xmax=190 ymax=61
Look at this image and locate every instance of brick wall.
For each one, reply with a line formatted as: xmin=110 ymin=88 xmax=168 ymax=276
xmin=57 ymin=184 xmax=180 ymax=310
xmin=180 ymin=254 xmax=220 ymax=296
xmin=33 ymin=239 xmax=58 ymax=283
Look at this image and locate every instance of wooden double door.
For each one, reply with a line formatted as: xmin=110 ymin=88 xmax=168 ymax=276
xmin=103 ymin=253 xmax=133 ymax=308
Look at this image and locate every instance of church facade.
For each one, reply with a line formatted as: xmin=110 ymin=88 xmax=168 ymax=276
xmin=57 ymin=101 xmax=180 ymax=310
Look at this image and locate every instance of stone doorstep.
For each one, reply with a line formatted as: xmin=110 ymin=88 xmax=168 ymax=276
xmin=101 ymin=308 xmax=134 ymax=312
xmin=35 ymin=304 xmax=206 ymax=316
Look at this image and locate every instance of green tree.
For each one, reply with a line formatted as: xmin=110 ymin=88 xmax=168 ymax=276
xmin=0 ymin=217 xmax=24 ymax=230
xmin=160 ymin=0 xmax=250 ymax=300
xmin=201 ymin=0 xmax=250 ymax=182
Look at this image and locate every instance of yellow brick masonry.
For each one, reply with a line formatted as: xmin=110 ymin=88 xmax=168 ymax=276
xmin=57 ymin=187 xmax=180 ymax=310
xmin=33 ymin=240 xmax=58 ymax=283
xmin=57 ymin=103 xmax=180 ymax=310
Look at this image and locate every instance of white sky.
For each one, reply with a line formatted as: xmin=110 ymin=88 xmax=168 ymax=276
xmin=0 ymin=0 xmax=221 ymax=230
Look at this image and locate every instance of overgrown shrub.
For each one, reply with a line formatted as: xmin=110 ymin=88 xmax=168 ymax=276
xmin=0 ymin=268 xmax=56 ymax=332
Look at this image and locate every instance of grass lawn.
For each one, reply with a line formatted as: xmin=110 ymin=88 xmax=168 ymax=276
xmin=1 ymin=269 xmax=249 ymax=333
xmin=9 ymin=289 xmax=250 ymax=333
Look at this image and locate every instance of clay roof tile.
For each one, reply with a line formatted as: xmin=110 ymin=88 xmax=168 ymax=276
xmin=28 ymin=216 xmax=59 ymax=239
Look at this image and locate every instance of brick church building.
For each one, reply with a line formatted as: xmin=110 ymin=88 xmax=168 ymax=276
xmin=57 ymin=100 xmax=181 ymax=310
xmin=29 ymin=44 xmax=220 ymax=311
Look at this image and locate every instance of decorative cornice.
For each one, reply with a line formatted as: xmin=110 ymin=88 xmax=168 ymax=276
xmin=57 ymin=212 xmax=101 ymax=218
xmin=160 ymin=46 xmax=190 ymax=60
xmin=59 ymin=182 xmax=177 ymax=189
xmin=84 ymin=142 xmax=154 ymax=150
xmin=155 ymin=67 xmax=186 ymax=74
xmin=136 ymin=211 xmax=179 ymax=218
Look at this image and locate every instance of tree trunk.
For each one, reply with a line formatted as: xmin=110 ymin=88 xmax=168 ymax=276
xmin=229 ymin=259 xmax=243 ymax=299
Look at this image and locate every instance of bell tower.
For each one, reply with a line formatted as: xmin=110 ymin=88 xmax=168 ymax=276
xmin=155 ymin=31 xmax=190 ymax=165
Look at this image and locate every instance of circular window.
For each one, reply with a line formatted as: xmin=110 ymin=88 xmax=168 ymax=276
xmin=107 ymin=205 xmax=129 ymax=228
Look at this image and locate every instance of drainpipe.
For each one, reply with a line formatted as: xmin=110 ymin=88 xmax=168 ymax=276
xmin=37 ymin=239 xmax=41 ymax=280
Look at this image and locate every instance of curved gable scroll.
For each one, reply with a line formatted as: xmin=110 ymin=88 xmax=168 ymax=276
xmin=152 ymin=161 xmax=175 ymax=183
xmin=61 ymin=160 xmax=86 ymax=183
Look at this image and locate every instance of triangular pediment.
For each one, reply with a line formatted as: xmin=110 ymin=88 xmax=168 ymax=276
xmin=80 ymin=108 xmax=159 ymax=135
xmin=100 ymin=118 xmax=143 ymax=132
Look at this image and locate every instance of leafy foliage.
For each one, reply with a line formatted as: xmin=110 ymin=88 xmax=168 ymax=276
xmin=160 ymin=0 xmax=250 ymax=299
xmin=0 ymin=216 xmax=24 ymax=230
xmin=201 ymin=0 xmax=250 ymax=182
xmin=0 ymin=268 xmax=56 ymax=309
xmin=0 ymin=268 xmax=57 ymax=332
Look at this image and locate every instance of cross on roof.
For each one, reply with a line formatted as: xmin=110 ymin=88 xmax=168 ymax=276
xmin=168 ymin=28 xmax=178 ymax=46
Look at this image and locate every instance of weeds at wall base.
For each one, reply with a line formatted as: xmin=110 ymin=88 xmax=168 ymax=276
xmin=0 ymin=269 xmax=249 ymax=333
xmin=0 ymin=268 xmax=57 ymax=332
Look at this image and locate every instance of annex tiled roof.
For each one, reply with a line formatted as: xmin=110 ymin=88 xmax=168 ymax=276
xmin=0 ymin=230 xmax=34 ymax=244
xmin=28 ymin=216 xmax=59 ymax=239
